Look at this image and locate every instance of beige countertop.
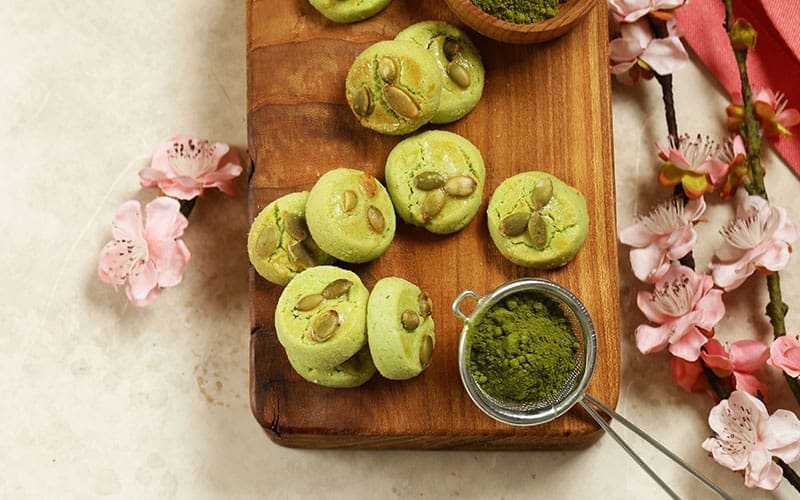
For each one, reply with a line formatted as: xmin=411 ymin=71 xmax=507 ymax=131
xmin=4 ymin=1 xmax=799 ymax=498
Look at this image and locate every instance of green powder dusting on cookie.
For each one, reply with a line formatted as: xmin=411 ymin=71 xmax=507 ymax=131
xmin=471 ymin=0 xmax=561 ymax=24
xmin=468 ymin=291 xmax=579 ymax=402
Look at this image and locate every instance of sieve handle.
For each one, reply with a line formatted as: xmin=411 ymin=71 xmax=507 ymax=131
xmin=452 ymin=290 xmax=481 ymax=323
xmin=580 ymin=393 xmax=732 ymax=500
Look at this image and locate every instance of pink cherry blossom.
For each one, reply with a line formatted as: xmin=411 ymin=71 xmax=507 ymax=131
xmin=709 ymin=191 xmax=797 ymax=291
xmin=619 ymin=196 xmax=705 ymax=282
xmin=656 ymin=134 xmax=729 ymax=185
xmin=670 ymin=356 xmax=706 ymax=392
xmin=753 ymin=88 xmax=800 ymax=139
xmin=608 ymin=0 xmax=687 ymax=23
xmin=702 ymin=390 xmax=800 ymax=490
xmin=98 ymin=197 xmax=191 ymax=307
xmin=139 ymin=135 xmax=242 ymax=200
xmin=635 ymin=265 xmax=725 ymax=361
xmin=609 ymin=18 xmax=688 ymax=81
xmin=702 ymin=338 xmax=769 ymax=398
xmin=769 ymin=335 xmax=800 ymax=378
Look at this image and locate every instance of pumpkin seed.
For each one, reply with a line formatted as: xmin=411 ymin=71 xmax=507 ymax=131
xmin=419 ymin=335 xmax=434 ymax=368
xmin=288 ymin=240 xmax=315 ymax=269
xmin=378 ymin=56 xmax=397 ymax=83
xmin=444 ymin=175 xmax=477 ymax=197
xmin=321 ymin=278 xmax=353 ymax=299
xmin=301 ymin=238 xmax=326 ymax=262
xmin=401 ymin=310 xmax=420 ymax=331
xmin=500 ymin=212 xmax=531 ymax=237
xmin=443 ymin=38 xmax=461 ymax=62
xmin=528 ymin=212 xmax=548 ymax=249
xmin=341 ymin=189 xmax=358 ymax=212
xmin=359 ymin=173 xmax=377 ymax=198
xmin=283 ymin=212 xmax=308 ymax=241
xmin=367 ymin=205 xmax=385 ymax=233
xmin=294 ymin=293 xmax=324 ymax=312
xmin=384 ymin=85 xmax=421 ymax=119
xmin=253 ymin=223 xmax=279 ymax=259
xmin=446 ymin=60 xmax=471 ymax=88
xmin=308 ymin=309 xmax=340 ymax=343
xmin=418 ymin=291 xmax=432 ymax=318
xmin=352 ymin=85 xmax=371 ymax=117
xmin=340 ymin=353 xmax=365 ymax=376
xmin=530 ymin=177 xmax=554 ymax=210
xmin=413 ymin=171 xmax=446 ymax=191
xmin=422 ymin=188 xmax=446 ymax=222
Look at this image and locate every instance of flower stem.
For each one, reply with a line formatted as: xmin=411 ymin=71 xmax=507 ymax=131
xmin=179 ymin=197 xmax=197 ymax=218
xmin=720 ymin=0 xmax=800 ymax=405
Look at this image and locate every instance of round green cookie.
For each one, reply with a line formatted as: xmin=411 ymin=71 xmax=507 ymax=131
xmin=385 ymin=130 xmax=485 ymax=234
xmin=487 ymin=171 xmax=589 ymax=269
xmin=367 ymin=277 xmax=435 ymax=380
xmin=306 ymin=168 xmax=396 ymax=263
xmin=247 ymin=191 xmax=335 ymax=286
xmin=345 ymin=40 xmax=442 ymax=135
xmin=308 ymin=0 xmax=392 ymax=23
xmin=275 ymin=266 xmax=369 ymax=370
xmin=395 ymin=21 xmax=485 ymax=124
xmin=287 ymin=344 xmax=376 ymax=388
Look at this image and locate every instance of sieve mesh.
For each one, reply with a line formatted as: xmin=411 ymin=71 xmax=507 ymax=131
xmin=457 ymin=279 xmax=597 ymax=426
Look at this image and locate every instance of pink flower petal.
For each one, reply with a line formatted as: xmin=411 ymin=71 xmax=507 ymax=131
xmin=153 ymin=240 xmax=191 ymax=288
xmin=694 ymin=289 xmax=726 ymax=331
xmin=629 ymin=245 xmax=667 ymax=282
xmin=763 ymin=409 xmax=800 ymax=463
xmin=768 ymin=336 xmax=800 ymax=378
xmin=701 ymin=338 xmax=732 ymax=373
xmin=668 ymin=327 xmax=708 ymax=361
xmin=730 ymin=340 xmax=769 ymax=373
xmin=732 ymin=372 xmax=767 ymax=399
xmin=138 ymin=167 xmax=168 ymax=189
xmin=609 ymin=37 xmax=644 ymax=65
xmin=640 ymin=37 xmax=688 ymax=75
xmin=777 ymin=108 xmax=800 ymax=128
xmin=635 ymin=323 xmax=672 ymax=355
xmin=112 ymin=200 xmax=144 ymax=240
xmin=744 ymin=448 xmax=783 ymax=490
xmin=144 ymin=197 xmax=188 ymax=242
xmin=670 ymin=356 xmax=705 ymax=392
xmin=619 ymin=222 xmax=655 ymax=248
xmin=126 ymin=259 xmax=159 ymax=306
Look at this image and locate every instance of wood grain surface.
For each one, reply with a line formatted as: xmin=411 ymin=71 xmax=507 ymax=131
xmin=248 ymin=0 xmax=618 ymax=449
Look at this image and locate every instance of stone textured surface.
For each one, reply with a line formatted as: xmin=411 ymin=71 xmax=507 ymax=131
xmin=3 ymin=1 xmax=798 ymax=498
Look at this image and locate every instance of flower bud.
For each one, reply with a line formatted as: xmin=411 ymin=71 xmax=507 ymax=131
xmin=729 ymin=18 xmax=757 ymax=50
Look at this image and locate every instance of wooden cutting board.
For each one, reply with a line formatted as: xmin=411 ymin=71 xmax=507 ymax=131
xmin=248 ymin=0 xmax=618 ymax=449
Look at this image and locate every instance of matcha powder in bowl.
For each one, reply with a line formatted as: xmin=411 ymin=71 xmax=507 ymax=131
xmin=468 ymin=291 xmax=580 ymax=403
xmin=471 ymin=0 xmax=564 ymax=24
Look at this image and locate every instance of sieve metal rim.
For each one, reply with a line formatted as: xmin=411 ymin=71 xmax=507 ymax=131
xmin=453 ymin=278 xmax=598 ymax=426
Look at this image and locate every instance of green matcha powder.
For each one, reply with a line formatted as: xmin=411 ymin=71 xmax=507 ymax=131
xmin=471 ymin=0 xmax=563 ymax=24
xmin=468 ymin=291 xmax=580 ymax=402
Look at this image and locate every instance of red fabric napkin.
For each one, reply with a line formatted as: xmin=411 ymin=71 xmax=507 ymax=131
xmin=676 ymin=0 xmax=800 ymax=175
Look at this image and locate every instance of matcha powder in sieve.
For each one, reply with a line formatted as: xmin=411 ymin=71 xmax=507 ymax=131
xmin=471 ymin=0 xmax=563 ymax=24
xmin=468 ymin=291 xmax=580 ymax=402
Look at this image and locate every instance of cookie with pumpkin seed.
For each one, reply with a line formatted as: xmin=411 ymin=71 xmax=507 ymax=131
xmin=306 ymin=168 xmax=396 ymax=263
xmin=367 ymin=277 xmax=435 ymax=380
xmin=275 ymin=265 xmax=369 ymax=370
xmin=247 ymin=191 xmax=334 ymax=286
xmin=287 ymin=344 xmax=376 ymax=388
xmin=385 ymin=130 xmax=485 ymax=234
xmin=308 ymin=0 xmax=392 ymax=23
xmin=395 ymin=21 xmax=485 ymax=124
xmin=345 ymin=40 xmax=442 ymax=135
xmin=487 ymin=171 xmax=589 ymax=269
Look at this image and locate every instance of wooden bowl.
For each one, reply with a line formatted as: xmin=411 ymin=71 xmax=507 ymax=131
xmin=444 ymin=0 xmax=599 ymax=44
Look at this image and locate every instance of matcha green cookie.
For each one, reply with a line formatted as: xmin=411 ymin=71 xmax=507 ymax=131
xmin=367 ymin=277 xmax=435 ymax=380
xmin=385 ymin=130 xmax=485 ymax=234
xmin=287 ymin=344 xmax=376 ymax=388
xmin=396 ymin=21 xmax=485 ymax=124
xmin=487 ymin=171 xmax=589 ymax=269
xmin=308 ymin=0 xmax=392 ymax=23
xmin=275 ymin=266 xmax=369 ymax=369
xmin=345 ymin=40 xmax=442 ymax=135
xmin=306 ymin=168 xmax=396 ymax=263
xmin=247 ymin=191 xmax=335 ymax=286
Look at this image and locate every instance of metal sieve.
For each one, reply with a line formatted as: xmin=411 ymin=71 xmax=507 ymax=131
xmin=453 ymin=278 xmax=731 ymax=500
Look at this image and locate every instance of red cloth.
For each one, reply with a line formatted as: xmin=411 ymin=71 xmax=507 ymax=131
xmin=676 ymin=0 xmax=800 ymax=175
